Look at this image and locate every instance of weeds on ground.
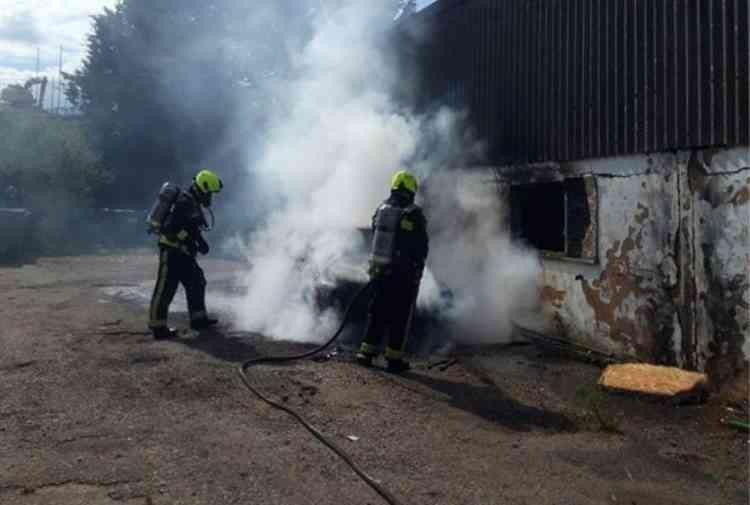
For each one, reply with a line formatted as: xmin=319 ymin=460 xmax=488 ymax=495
xmin=574 ymin=383 xmax=623 ymax=434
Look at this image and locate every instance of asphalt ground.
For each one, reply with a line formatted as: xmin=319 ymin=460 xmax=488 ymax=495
xmin=1 ymin=253 xmax=747 ymax=504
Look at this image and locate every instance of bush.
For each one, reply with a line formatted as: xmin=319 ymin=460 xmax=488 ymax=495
xmin=0 ymin=107 xmax=114 ymax=256
xmin=0 ymin=108 xmax=112 ymax=204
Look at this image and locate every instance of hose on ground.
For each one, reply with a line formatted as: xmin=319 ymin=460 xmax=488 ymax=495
xmin=727 ymin=418 xmax=749 ymax=431
xmin=237 ymin=281 xmax=406 ymax=505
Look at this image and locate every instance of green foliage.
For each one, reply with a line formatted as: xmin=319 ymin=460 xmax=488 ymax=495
xmin=397 ymin=0 xmax=418 ymax=19
xmin=0 ymin=108 xmax=112 ymax=205
xmin=0 ymin=85 xmax=35 ymax=108
xmin=63 ymin=0 xmax=405 ymax=207
xmin=574 ymin=383 xmax=623 ymax=434
xmin=0 ymin=108 xmax=113 ymax=254
xmin=1 ymin=1 xmax=406 ymax=259
xmin=63 ymin=0 xmax=314 ymax=206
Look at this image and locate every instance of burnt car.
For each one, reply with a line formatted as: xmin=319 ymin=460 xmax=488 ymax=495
xmin=310 ymin=226 xmax=454 ymax=355
xmin=311 ymin=227 xmax=371 ymax=312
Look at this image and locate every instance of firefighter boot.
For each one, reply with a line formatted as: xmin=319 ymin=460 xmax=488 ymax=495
xmin=356 ymin=342 xmax=378 ymax=367
xmin=355 ymin=352 xmax=374 ymax=367
xmin=190 ymin=317 xmax=219 ymax=330
xmin=153 ymin=327 xmax=179 ymax=340
xmin=386 ymin=359 xmax=411 ymax=374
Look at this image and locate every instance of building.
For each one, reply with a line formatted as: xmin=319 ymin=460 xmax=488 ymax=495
xmin=400 ymin=0 xmax=750 ymax=383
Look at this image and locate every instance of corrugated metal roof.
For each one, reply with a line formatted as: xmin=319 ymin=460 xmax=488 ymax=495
xmin=400 ymin=0 xmax=750 ymax=164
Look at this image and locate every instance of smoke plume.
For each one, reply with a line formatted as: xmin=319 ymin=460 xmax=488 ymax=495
xmin=419 ymin=170 xmax=541 ymax=344
xmin=227 ymin=0 xmax=540 ymax=344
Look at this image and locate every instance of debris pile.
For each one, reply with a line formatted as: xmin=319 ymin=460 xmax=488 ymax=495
xmin=599 ymin=363 xmax=707 ymax=402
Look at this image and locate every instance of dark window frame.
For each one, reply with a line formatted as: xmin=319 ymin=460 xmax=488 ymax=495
xmin=510 ymin=176 xmax=598 ymax=264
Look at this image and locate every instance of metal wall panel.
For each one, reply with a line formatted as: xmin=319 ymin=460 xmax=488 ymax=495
xmin=739 ymin=0 xmax=750 ymax=144
xmin=402 ymin=0 xmax=750 ymax=164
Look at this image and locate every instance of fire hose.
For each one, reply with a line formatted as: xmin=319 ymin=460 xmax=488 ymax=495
xmin=237 ymin=280 xmax=407 ymax=505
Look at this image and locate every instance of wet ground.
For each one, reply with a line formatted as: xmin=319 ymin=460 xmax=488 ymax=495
xmin=1 ymin=252 xmax=747 ymax=504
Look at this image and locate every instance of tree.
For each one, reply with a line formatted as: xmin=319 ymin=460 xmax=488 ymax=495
xmin=1 ymin=85 xmax=35 ymax=108
xmin=64 ymin=0 xmax=321 ymax=206
xmin=395 ymin=0 xmax=418 ymax=20
xmin=64 ymin=0 xmax=406 ymax=207
xmin=0 ymin=107 xmax=111 ymax=206
xmin=0 ymin=106 xmax=113 ymax=252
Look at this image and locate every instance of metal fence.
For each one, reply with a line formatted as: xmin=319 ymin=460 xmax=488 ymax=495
xmin=401 ymin=0 xmax=750 ymax=164
xmin=0 ymin=78 xmax=78 ymax=116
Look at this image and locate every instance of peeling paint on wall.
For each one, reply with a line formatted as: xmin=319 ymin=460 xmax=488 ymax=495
xmin=689 ymin=148 xmax=750 ymax=385
xmin=500 ymin=146 xmax=750 ymax=384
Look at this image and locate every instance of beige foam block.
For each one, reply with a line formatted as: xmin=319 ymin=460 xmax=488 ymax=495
xmin=598 ymin=363 xmax=707 ymax=397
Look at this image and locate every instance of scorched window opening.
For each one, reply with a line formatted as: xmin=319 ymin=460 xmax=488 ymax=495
xmin=510 ymin=177 xmax=594 ymax=262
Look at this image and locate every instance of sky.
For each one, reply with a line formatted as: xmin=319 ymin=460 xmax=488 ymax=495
xmin=0 ymin=0 xmax=118 ymax=86
xmin=0 ymin=0 xmax=437 ymax=87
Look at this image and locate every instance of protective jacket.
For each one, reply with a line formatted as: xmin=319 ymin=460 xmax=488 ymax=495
xmin=359 ymin=189 xmax=429 ymax=363
xmin=370 ymin=190 xmax=428 ymax=275
xmin=159 ymin=188 xmax=208 ymax=256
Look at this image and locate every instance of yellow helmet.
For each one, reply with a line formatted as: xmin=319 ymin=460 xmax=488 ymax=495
xmin=390 ymin=170 xmax=418 ymax=194
xmin=194 ymin=169 xmax=223 ymax=194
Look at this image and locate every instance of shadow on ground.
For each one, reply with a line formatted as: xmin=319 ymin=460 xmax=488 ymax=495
xmin=399 ymin=369 xmax=579 ymax=433
xmin=175 ymin=327 xmax=328 ymax=365
xmin=178 ymin=325 xmax=578 ymax=433
xmin=160 ymin=310 xmax=579 ymax=436
xmin=176 ymin=328 xmax=261 ymax=363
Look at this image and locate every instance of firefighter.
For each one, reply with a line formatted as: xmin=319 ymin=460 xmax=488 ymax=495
xmin=148 ymin=169 xmax=223 ymax=339
xmin=356 ymin=170 xmax=428 ymax=373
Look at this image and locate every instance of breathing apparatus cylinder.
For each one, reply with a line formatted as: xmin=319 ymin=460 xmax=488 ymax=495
xmin=370 ymin=203 xmax=405 ymax=267
xmin=146 ymin=182 xmax=180 ymax=234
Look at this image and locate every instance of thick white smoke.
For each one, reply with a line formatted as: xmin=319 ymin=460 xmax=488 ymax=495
xmin=419 ymin=170 xmax=541 ymax=343
xmin=227 ymin=0 xmax=540 ymax=344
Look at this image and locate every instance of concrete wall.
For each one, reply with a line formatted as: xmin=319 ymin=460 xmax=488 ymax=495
xmin=495 ymin=146 xmax=749 ymax=381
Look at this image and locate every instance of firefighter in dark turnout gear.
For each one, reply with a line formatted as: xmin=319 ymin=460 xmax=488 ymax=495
xmin=356 ymin=170 xmax=428 ymax=373
xmin=148 ymin=169 xmax=223 ymax=339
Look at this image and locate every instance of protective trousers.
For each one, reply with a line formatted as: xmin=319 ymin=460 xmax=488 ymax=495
xmin=148 ymin=246 xmax=207 ymax=330
xmin=359 ymin=272 xmax=419 ymax=361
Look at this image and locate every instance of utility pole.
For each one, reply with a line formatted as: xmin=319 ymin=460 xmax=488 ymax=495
xmin=35 ymin=47 xmax=41 ymax=109
xmin=57 ymin=46 xmax=63 ymax=114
